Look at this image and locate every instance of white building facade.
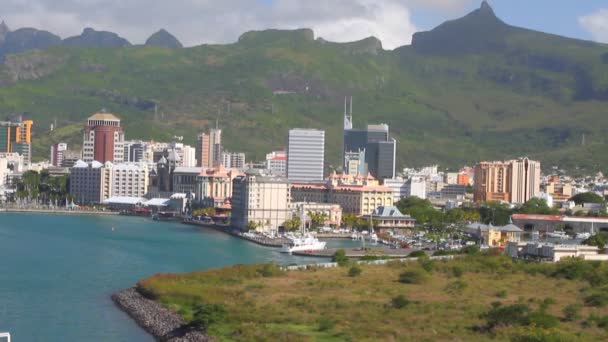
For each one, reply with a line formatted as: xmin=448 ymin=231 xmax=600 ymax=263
xmin=287 ymin=129 xmax=325 ymax=182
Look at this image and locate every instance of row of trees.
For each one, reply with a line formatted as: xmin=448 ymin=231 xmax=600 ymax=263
xmin=12 ymin=170 xmax=72 ymax=206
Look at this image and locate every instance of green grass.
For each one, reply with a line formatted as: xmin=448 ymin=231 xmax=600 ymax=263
xmin=137 ymin=255 xmax=608 ymax=341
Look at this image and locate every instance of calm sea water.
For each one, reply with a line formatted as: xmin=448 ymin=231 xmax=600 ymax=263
xmin=0 ymin=213 xmax=358 ymax=341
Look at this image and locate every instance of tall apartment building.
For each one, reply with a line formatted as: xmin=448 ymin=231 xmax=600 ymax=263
xmin=69 ymin=160 xmax=112 ymax=204
xmin=50 ymin=143 xmax=68 ymax=166
xmin=123 ymin=140 xmax=146 ymax=162
xmin=111 ymin=162 xmax=149 ymax=198
xmin=287 ymin=129 xmax=325 ymax=182
xmin=182 ymin=145 xmax=197 ymax=168
xmin=231 ymin=169 xmax=291 ymax=232
xmin=474 ymin=158 xmax=540 ymax=204
xmin=82 ymin=112 xmax=124 ymax=163
xmin=265 ymin=151 xmax=287 ymax=177
xmin=196 ymin=128 xmax=222 ymax=168
xmin=221 ymin=152 xmax=245 ymax=169
xmin=0 ymin=117 xmax=33 ymax=166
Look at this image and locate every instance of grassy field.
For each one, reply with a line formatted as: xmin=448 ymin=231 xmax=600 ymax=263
xmin=138 ymin=254 xmax=608 ymax=341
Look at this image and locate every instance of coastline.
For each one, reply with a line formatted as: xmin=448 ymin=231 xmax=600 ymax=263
xmin=0 ymin=208 xmax=120 ymax=216
xmin=112 ymin=288 xmax=211 ymax=342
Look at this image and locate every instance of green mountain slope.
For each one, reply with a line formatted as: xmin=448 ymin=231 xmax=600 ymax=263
xmin=1 ymin=2 xmax=608 ymax=172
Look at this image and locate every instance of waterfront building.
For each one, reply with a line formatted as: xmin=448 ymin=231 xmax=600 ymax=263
xmin=172 ymin=166 xmax=202 ymax=196
xmin=265 ymin=151 xmax=287 ymax=177
xmin=0 ymin=116 xmax=33 ymax=166
xmin=291 ymin=173 xmax=393 ymax=215
xmin=50 ymin=143 xmax=67 ymax=166
xmin=82 ymin=112 xmax=124 ymax=163
xmin=69 ymin=160 xmax=112 ymax=204
xmin=292 ymin=202 xmax=342 ymax=227
xmin=196 ymin=128 xmax=222 ymax=168
xmin=195 ymin=165 xmax=243 ymax=207
xmin=287 ymin=129 xmax=325 ymax=182
xmin=473 ymin=158 xmax=540 ymax=204
xmin=365 ymin=206 xmax=416 ymax=229
xmin=221 ymin=151 xmax=246 ymax=169
xmin=231 ymin=169 xmax=291 ymax=232
xmin=0 ymin=156 xmax=7 ymax=186
xmin=111 ymin=162 xmax=149 ymax=198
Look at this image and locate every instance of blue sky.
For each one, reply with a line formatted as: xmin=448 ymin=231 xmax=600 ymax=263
xmin=2 ymin=0 xmax=608 ymax=49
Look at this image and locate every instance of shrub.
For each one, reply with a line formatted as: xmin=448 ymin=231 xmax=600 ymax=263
xmin=452 ymin=265 xmax=464 ymax=278
xmin=483 ymin=303 xmax=531 ymax=329
xmin=390 ymin=295 xmax=411 ymax=309
xmin=256 ymin=263 xmax=284 ymax=277
xmin=189 ymin=303 xmax=227 ymax=331
xmin=408 ymin=250 xmax=427 ymax=258
xmin=496 ymin=290 xmax=508 ymax=298
xmin=399 ymin=269 xmax=428 ymax=284
xmin=445 ymin=280 xmax=468 ymax=294
xmin=527 ymin=311 xmax=560 ymax=329
xmin=562 ymin=304 xmax=582 ymax=322
xmin=584 ymin=291 xmax=608 ymax=307
xmin=348 ymin=265 xmax=362 ymax=277
xmin=462 ymin=245 xmax=480 ymax=255
xmin=433 ymin=250 xmax=460 ymax=256
xmin=332 ymin=249 xmax=349 ymax=267
xmin=552 ymin=257 xmax=594 ymax=281
xmin=418 ymin=257 xmax=435 ymax=273
xmin=317 ymin=319 xmax=335 ymax=332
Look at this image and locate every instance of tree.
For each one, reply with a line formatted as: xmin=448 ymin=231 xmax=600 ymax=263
xmin=570 ymin=192 xmax=606 ymax=205
xmin=189 ymin=303 xmax=227 ymax=331
xmin=283 ymin=217 xmax=302 ymax=232
xmin=517 ymin=198 xmax=558 ymax=215
xmin=396 ymin=196 xmax=444 ymax=225
xmin=308 ymin=211 xmax=328 ymax=230
xmin=246 ymin=221 xmax=260 ymax=232
xmin=479 ymin=201 xmax=512 ymax=226
xmin=342 ymin=213 xmax=359 ymax=229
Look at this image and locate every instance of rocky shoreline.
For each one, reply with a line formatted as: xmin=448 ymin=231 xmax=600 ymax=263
xmin=111 ymin=287 xmax=211 ymax=342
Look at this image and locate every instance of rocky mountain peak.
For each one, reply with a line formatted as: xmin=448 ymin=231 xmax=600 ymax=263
xmin=145 ymin=29 xmax=183 ymax=48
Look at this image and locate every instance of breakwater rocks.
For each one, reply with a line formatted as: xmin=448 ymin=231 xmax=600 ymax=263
xmin=112 ymin=288 xmax=211 ymax=342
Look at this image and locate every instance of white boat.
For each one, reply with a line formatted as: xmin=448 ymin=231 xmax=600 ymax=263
xmin=546 ymin=231 xmax=568 ymax=239
xmin=351 ymin=232 xmax=359 ymax=240
xmin=368 ymin=231 xmax=379 ymax=243
xmin=281 ymin=234 xmax=327 ymax=253
xmin=575 ymin=232 xmax=591 ymax=240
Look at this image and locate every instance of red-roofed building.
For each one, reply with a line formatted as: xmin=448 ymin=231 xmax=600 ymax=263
xmin=512 ymin=213 xmax=608 ymax=235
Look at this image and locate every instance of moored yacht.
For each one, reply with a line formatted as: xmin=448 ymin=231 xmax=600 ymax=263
xmin=281 ymin=234 xmax=327 ymax=253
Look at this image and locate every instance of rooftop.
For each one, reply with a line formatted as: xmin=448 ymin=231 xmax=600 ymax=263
xmin=88 ymin=113 xmax=121 ymax=121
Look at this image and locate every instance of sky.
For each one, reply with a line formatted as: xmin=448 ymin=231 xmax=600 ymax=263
xmin=2 ymin=0 xmax=608 ymax=50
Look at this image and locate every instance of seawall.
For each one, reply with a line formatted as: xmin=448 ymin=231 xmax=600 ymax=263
xmin=111 ymin=288 xmax=211 ymax=342
xmin=0 ymin=208 xmax=120 ymax=215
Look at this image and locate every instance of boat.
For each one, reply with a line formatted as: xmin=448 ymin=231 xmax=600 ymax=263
xmin=281 ymin=234 xmax=327 ymax=253
xmin=281 ymin=209 xmax=327 ymax=253
xmin=351 ymin=232 xmax=359 ymax=240
xmin=575 ymin=232 xmax=591 ymax=240
xmin=546 ymin=231 xmax=568 ymax=239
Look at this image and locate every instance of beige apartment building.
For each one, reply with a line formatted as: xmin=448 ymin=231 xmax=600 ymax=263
xmin=195 ymin=165 xmax=244 ymax=207
xmin=111 ymin=162 xmax=149 ymax=198
xmin=231 ymin=169 xmax=291 ymax=232
xmin=474 ymin=158 xmax=540 ymax=204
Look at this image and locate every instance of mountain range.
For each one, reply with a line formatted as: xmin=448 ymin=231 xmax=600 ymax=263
xmin=0 ymin=1 xmax=607 ymax=173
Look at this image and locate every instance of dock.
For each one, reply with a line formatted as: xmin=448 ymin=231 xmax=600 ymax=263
xmin=182 ymin=220 xmax=289 ymax=248
xmin=292 ymin=247 xmax=425 ymax=258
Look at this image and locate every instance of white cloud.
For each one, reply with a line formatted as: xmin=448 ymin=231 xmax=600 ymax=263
xmin=579 ymin=8 xmax=608 ymax=43
xmin=0 ymin=0 xmax=438 ymax=49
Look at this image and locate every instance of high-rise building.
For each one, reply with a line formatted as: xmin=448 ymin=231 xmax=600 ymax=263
xmin=82 ymin=112 xmax=124 ymax=163
xmin=231 ymin=169 xmax=291 ymax=232
xmin=182 ymin=145 xmax=197 ymax=168
xmin=123 ymin=140 xmax=146 ymax=163
xmin=343 ymin=103 xmax=396 ymax=180
xmin=50 ymin=143 xmax=68 ymax=166
xmin=221 ymin=151 xmax=245 ymax=169
xmin=0 ymin=116 xmax=33 ymax=166
xmin=266 ymin=151 xmax=287 ymax=177
xmin=510 ymin=158 xmax=541 ymax=204
xmin=287 ymin=129 xmax=325 ymax=182
xmin=473 ymin=158 xmax=541 ymax=204
xmin=344 ymin=150 xmax=367 ymax=176
xmin=196 ymin=128 xmax=222 ymax=167
xmin=111 ymin=162 xmax=149 ymax=198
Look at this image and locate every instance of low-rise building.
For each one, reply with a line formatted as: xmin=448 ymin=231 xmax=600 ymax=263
xmin=508 ymin=242 xmax=608 ymax=262
xmin=292 ymin=202 xmax=342 ymax=227
xmin=231 ymin=169 xmax=291 ymax=232
xmin=172 ymin=166 xmax=202 ymax=195
xmin=466 ymin=222 xmax=522 ymax=247
xmin=365 ymin=206 xmax=416 ymax=229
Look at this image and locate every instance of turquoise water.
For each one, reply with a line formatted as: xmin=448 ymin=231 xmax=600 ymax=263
xmin=0 ymin=213 xmax=358 ymax=341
